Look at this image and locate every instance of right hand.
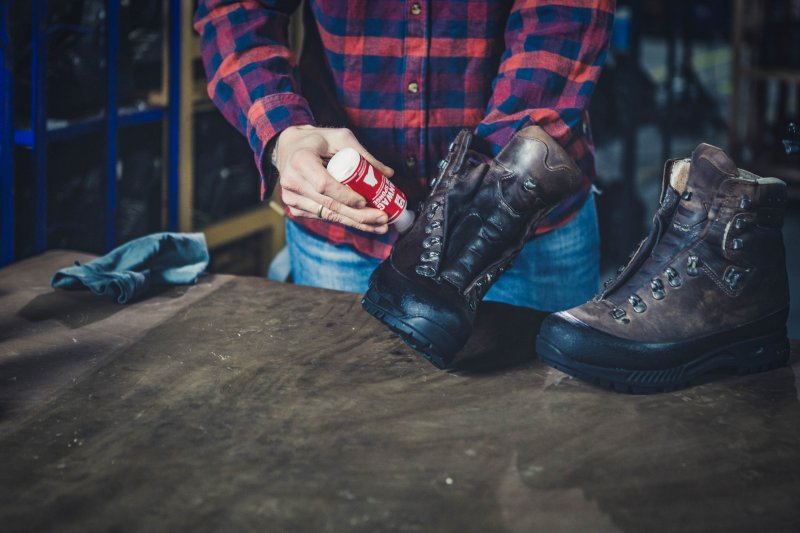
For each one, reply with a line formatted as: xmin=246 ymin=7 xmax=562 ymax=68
xmin=273 ymin=125 xmax=395 ymax=234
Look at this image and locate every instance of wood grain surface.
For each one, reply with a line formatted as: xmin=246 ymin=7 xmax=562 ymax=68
xmin=0 ymin=252 xmax=798 ymax=532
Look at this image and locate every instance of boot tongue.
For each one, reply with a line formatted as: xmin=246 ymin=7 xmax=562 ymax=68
xmin=671 ymin=143 xmax=738 ymax=229
xmin=607 ymin=144 xmax=738 ymax=299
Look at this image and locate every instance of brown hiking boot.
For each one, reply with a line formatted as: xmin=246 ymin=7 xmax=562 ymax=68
xmin=536 ymin=143 xmax=791 ymax=393
xmin=362 ymin=126 xmax=583 ymax=368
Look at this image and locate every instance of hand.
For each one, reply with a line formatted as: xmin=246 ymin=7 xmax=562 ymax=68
xmin=274 ymin=125 xmax=395 ymax=233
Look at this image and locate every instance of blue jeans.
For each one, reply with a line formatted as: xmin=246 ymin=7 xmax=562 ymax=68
xmin=286 ymin=194 xmax=599 ymax=312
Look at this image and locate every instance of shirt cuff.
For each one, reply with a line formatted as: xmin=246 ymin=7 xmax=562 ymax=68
xmin=247 ymin=92 xmax=315 ymax=200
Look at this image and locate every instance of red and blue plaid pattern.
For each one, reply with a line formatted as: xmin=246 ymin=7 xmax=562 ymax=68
xmin=195 ymin=0 xmax=615 ymax=259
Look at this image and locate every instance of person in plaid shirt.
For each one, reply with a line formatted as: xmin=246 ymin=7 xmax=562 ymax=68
xmin=194 ymin=0 xmax=615 ymax=311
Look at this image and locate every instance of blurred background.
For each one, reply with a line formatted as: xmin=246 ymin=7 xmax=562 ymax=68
xmin=0 ymin=0 xmax=798 ymax=335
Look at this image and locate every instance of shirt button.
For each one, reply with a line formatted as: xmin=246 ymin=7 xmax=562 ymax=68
xmin=407 ymin=81 xmax=419 ymax=94
xmin=410 ymin=3 xmax=421 ymax=15
xmin=405 ymin=155 xmax=417 ymax=168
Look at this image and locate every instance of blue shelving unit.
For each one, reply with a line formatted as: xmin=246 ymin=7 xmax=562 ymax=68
xmin=0 ymin=0 xmax=181 ymax=266
xmin=0 ymin=0 xmax=14 ymax=265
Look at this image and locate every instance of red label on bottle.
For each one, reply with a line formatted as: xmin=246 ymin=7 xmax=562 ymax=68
xmin=338 ymin=155 xmax=407 ymax=222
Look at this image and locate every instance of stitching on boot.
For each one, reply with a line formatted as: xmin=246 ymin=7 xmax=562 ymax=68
xmin=701 ymin=263 xmax=740 ymax=297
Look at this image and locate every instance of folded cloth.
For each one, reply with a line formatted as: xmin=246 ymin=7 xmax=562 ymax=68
xmin=51 ymin=232 xmax=209 ymax=304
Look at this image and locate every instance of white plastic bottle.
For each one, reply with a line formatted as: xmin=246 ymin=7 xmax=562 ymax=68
xmin=326 ymin=148 xmax=415 ymax=233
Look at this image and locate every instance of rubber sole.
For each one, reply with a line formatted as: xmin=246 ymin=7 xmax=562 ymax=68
xmin=535 ymin=329 xmax=790 ymax=394
xmin=362 ymin=286 xmax=460 ymax=369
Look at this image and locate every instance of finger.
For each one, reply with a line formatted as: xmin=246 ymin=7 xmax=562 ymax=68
xmin=282 ymin=184 xmax=387 ymax=227
xmin=328 ymin=129 xmax=395 ymax=178
xmin=320 ymin=206 xmax=389 ymax=234
xmin=282 ymin=189 xmax=389 ymax=234
xmin=313 ymin=189 xmax=389 ymax=228
xmin=293 ymin=150 xmax=369 ymax=208
xmin=284 ymin=149 xmax=390 ymax=226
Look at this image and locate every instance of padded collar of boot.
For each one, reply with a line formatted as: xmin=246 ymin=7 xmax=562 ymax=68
xmin=493 ymin=126 xmax=582 ymax=206
xmin=671 ymin=143 xmax=739 ymax=230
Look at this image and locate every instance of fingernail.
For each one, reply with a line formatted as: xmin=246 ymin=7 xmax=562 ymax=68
xmin=377 ymin=225 xmax=388 ymax=234
xmin=377 ymin=215 xmax=388 ymax=224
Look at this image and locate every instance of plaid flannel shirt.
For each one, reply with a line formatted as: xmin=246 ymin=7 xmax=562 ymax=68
xmin=195 ymin=0 xmax=615 ymax=259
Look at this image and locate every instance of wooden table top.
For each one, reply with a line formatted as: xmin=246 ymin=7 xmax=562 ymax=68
xmin=1 ymin=251 xmax=798 ymax=532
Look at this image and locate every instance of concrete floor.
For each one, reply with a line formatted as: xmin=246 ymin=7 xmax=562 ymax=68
xmin=1 ymin=252 xmax=799 ymax=532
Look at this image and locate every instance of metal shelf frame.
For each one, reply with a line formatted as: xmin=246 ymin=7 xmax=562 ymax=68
xmin=729 ymin=0 xmax=800 ymax=198
xmin=0 ymin=0 xmax=182 ymax=266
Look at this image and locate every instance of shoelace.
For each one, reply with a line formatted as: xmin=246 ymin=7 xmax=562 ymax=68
xmin=598 ymin=187 xmax=684 ymax=304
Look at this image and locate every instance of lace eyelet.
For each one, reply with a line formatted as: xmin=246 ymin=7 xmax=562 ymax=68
xmin=686 ymin=255 xmax=701 ymax=276
xmin=724 ymin=268 xmax=742 ymax=290
xmin=650 ymin=279 xmax=666 ymax=300
xmin=424 ymin=221 xmax=441 ymax=234
xmin=665 ymin=267 xmax=682 ymax=288
xmin=739 ymin=195 xmax=752 ymax=209
xmin=415 ymin=265 xmax=436 ymax=277
xmin=420 ymin=251 xmax=440 ymax=262
xmin=422 ymin=236 xmax=441 ymax=249
xmin=610 ymin=307 xmax=630 ymax=323
xmin=629 ymin=294 xmax=647 ymax=313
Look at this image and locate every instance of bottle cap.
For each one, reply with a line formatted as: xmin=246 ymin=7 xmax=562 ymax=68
xmin=326 ymin=147 xmax=361 ymax=182
xmin=393 ymin=208 xmax=415 ymax=233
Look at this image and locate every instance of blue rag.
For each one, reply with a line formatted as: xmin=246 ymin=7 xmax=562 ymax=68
xmin=51 ymin=232 xmax=210 ymax=304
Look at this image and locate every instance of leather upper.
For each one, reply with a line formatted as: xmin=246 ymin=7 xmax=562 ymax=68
xmin=367 ymin=126 xmax=584 ymax=359
xmin=561 ymin=143 xmax=789 ymax=344
xmin=389 ymin=125 xmax=583 ymax=303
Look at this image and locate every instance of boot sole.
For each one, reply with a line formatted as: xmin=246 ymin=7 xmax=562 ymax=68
xmin=536 ymin=329 xmax=790 ymax=394
xmin=362 ymin=286 xmax=460 ymax=369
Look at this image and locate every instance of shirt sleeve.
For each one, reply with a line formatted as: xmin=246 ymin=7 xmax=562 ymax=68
xmin=475 ymin=0 xmax=615 ymax=156
xmin=194 ymin=0 xmax=315 ymax=198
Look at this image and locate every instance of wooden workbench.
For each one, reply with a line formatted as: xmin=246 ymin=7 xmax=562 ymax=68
xmin=1 ymin=251 xmax=798 ymax=532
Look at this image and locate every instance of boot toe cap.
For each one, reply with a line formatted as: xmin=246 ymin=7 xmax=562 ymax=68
xmin=537 ymin=310 xmax=679 ymax=371
xmin=364 ymin=259 xmax=476 ymax=364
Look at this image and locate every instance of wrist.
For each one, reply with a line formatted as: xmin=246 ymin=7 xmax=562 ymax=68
xmin=269 ymin=134 xmax=280 ymax=169
xmin=270 ymin=125 xmax=316 ymax=169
